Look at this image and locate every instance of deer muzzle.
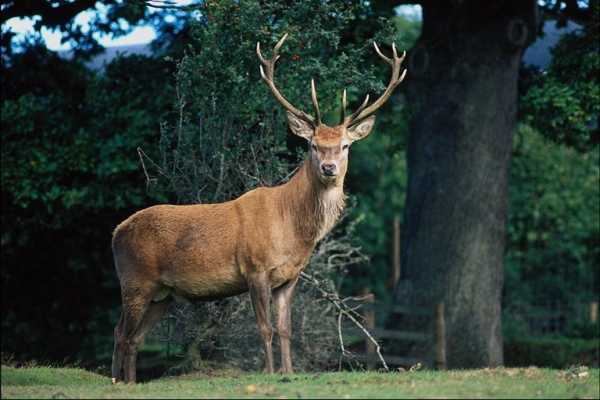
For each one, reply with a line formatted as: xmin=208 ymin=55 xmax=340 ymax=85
xmin=321 ymin=163 xmax=337 ymax=177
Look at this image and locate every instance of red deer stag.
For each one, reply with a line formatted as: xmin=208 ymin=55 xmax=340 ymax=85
xmin=111 ymin=34 xmax=406 ymax=383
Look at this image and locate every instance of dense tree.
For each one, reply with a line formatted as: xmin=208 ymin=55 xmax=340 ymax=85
xmin=1 ymin=46 xmax=173 ymax=360
xmin=504 ymin=124 xmax=599 ymax=338
xmin=504 ymin=4 xmax=599 ymax=339
xmin=521 ymin=4 xmax=599 ymax=150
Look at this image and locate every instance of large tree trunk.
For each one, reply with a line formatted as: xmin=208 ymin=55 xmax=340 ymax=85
xmin=393 ymin=1 xmax=537 ymax=368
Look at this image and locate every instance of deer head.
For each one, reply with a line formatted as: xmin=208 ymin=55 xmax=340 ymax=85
xmin=257 ymin=34 xmax=406 ymax=186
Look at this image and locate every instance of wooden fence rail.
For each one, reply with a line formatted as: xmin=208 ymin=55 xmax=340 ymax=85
xmin=355 ymin=294 xmax=447 ymax=370
xmin=356 ymin=298 xmax=599 ymax=369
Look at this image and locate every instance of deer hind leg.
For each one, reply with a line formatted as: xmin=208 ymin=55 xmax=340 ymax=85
xmin=248 ymin=272 xmax=274 ymax=374
xmin=129 ymin=299 xmax=172 ymax=379
xmin=134 ymin=299 xmax=172 ymax=345
xmin=116 ymin=284 xmax=163 ymax=384
xmin=111 ymin=313 xmax=125 ymax=383
xmin=114 ymin=299 xmax=171 ymax=384
xmin=273 ymin=276 xmax=299 ymax=374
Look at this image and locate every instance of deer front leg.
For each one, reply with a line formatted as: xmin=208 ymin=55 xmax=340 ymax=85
xmin=273 ymin=276 xmax=298 ymax=374
xmin=248 ymin=272 xmax=274 ymax=373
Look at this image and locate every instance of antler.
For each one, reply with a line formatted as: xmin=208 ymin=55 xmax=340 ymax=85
xmin=344 ymin=42 xmax=407 ymax=127
xmin=257 ymin=34 xmax=320 ymax=126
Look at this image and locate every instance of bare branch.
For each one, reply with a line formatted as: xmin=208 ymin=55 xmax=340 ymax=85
xmin=142 ymin=0 xmax=201 ymax=11
xmin=300 ymin=271 xmax=389 ymax=371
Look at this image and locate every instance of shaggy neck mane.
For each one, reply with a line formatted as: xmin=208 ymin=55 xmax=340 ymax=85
xmin=278 ymin=159 xmax=346 ymax=243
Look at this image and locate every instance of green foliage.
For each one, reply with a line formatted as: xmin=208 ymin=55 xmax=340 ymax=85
xmin=1 ymin=45 xmax=173 ymax=361
xmin=503 ymin=124 xmax=599 ymax=334
xmin=520 ymin=13 xmax=599 ymax=150
xmin=506 ymin=12 xmax=600 ymax=340
xmin=143 ymin=0 xmax=405 ymax=205
xmin=1 ymin=47 xmax=172 ymax=223
xmin=505 ymin=336 xmax=599 ymax=368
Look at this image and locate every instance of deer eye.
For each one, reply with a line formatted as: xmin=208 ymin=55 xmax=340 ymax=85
xmin=311 ymin=143 xmax=317 ymax=151
xmin=342 ymin=144 xmax=349 ymax=150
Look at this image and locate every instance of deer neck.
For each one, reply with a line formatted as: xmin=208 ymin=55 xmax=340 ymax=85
xmin=279 ymin=159 xmax=346 ymax=244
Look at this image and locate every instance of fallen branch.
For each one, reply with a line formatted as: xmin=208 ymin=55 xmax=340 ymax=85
xmin=299 ymin=271 xmax=389 ymax=371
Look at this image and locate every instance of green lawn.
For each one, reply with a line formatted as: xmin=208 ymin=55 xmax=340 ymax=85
xmin=1 ymin=365 xmax=598 ymax=399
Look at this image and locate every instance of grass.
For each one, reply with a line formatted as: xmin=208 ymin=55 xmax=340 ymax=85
xmin=1 ymin=365 xmax=599 ymax=399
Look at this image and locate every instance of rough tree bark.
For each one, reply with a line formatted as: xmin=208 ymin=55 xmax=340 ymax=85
xmin=393 ymin=0 xmax=537 ymax=368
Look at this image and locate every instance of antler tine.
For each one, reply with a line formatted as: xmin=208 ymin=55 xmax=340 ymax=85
xmin=273 ymin=32 xmax=289 ymax=53
xmin=311 ymin=79 xmax=321 ymax=125
xmin=256 ymin=42 xmax=267 ymax=65
xmin=345 ymin=42 xmax=407 ymax=126
xmin=345 ymin=94 xmax=370 ymax=124
xmin=373 ymin=42 xmax=392 ymax=66
xmin=256 ymin=34 xmax=315 ymax=125
xmin=340 ymin=89 xmax=347 ymax=124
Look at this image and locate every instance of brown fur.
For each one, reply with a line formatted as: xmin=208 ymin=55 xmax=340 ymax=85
xmin=112 ymin=158 xmax=345 ymax=299
xmin=315 ymin=125 xmax=342 ymax=140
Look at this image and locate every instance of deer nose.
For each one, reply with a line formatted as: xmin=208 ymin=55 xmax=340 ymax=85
xmin=321 ymin=163 xmax=337 ymax=176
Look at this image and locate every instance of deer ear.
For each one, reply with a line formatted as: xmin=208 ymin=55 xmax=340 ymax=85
xmin=287 ymin=112 xmax=314 ymax=140
xmin=347 ymin=115 xmax=376 ymax=142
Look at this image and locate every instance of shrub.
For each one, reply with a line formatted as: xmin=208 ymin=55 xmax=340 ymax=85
xmin=504 ymin=336 xmax=599 ymax=368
